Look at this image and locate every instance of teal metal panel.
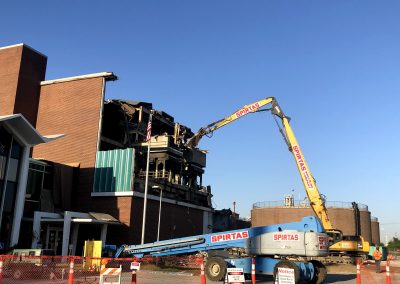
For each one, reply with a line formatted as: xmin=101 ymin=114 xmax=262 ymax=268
xmin=93 ymin=148 xmax=134 ymax=192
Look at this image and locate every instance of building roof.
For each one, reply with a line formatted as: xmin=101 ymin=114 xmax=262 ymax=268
xmin=0 ymin=114 xmax=64 ymax=146
xmin=40 ymin=72 xmax=118 ymax=85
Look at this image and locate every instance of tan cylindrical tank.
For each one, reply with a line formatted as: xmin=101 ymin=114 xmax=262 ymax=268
xmin=252 ymin=200 xmax=373 ymax=244
xmin=360 ymin=210 xmax=372 ymax=243
xmin=371 ymin=217 xmax=380 ymax=246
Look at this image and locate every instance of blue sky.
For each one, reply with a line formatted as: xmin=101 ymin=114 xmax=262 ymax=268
xmin=1 ymin=1 xmax=399 ymax=241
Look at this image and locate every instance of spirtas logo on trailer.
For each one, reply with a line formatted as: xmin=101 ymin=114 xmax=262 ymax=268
xmin=211 ymin=231 xmax=249 ymax=243
xmin=273 ymin=233 xmax=300 ymax=241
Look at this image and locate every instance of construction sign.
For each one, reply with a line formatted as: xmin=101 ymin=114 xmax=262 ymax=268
xmin=276 ymin=267 xmax=295 ymax=284
xmin=226 ymin=267 xmax=245 ymax=283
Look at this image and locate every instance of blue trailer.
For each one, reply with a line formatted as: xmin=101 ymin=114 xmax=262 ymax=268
xmin=116 ymin=216 xmax=329 ymax=283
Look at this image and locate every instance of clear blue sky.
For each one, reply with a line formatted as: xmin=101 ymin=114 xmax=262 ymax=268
xmin=1 ymin=1 xmax=399 ymax=241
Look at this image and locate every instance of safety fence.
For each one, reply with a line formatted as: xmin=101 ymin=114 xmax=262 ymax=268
xmin=0 ymin=254 xmax=209 ymax=284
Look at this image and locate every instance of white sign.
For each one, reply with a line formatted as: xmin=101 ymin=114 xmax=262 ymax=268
xmin=277 ymin=267 xmax=295 ymax=284
xmin=130 ymin=262 xmax=141 ymax=270
xmin=226 ymin=267 xmax=245 ymax=283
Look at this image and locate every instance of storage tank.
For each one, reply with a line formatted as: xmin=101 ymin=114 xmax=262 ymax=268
xmin=371 ymin=217 xmax=380 ymax=246
xmin=252 ymin=199 xmax=373 ymax=243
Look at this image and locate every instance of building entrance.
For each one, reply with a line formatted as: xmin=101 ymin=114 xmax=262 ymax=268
xmin=45 ymin=227 xmax=63 ymax=255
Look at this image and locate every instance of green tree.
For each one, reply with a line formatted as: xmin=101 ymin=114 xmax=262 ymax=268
xmin=387 ymin=237 xmax=400 ymax=250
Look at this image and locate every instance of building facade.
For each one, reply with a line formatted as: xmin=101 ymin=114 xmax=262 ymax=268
xmin=0 ymin=43 xmax=213 ymax=254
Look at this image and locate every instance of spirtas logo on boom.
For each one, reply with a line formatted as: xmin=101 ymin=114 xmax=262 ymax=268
xmin=292 ymin=145 xmax=314 ymax=189
xmin=235 ymin=102 xmax=260 ymax=118
xmin=211 ymin=231 xmax=249 ymax=243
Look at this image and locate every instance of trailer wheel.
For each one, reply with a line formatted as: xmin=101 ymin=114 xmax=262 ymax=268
xmin=205 ymin=256 xmax=227 ymax=281
xmin=273 ymin=260 xmax=300 ymax=283
xmin=310 ymin=260 xmax=327 ymax=284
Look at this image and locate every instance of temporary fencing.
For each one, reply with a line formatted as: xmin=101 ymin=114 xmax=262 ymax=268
xmin=0 ymin=254 xmax=206 ymax=283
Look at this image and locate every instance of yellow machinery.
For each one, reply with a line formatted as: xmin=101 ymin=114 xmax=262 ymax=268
xmin=83 ymin=240 xmax=102 ymax=271
xmin=185 ymin=97 xmax=369 ymax=258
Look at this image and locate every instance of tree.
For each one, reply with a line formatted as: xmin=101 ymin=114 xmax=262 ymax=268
xmin=387 ymin=237 xmax=400 ymax=251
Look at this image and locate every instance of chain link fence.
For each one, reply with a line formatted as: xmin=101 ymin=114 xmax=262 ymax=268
xmin=0 ymin=254 xmax=205 ymax=284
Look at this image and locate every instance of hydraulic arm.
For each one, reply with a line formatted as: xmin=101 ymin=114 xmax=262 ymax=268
xmin=185 ymin=97 xmax=366 ymax=255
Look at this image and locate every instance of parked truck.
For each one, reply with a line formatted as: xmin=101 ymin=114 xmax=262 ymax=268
xmin=116 ymin=216 xmax=329 ymax=283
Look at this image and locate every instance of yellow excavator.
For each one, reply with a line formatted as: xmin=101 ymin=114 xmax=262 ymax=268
xmin=185 ymin=97 xmax=369 ymax=260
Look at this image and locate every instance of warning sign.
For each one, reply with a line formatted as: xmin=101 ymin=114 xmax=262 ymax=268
xmin=130 ymin=261 xmax=141 ymax=270
xmin=277 ymin=267 xmax=295 ymax=284
xmin=226 ymin=267 xmax=245 ymax=283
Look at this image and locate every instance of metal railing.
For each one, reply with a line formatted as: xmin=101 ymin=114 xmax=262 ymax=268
xmin=253 ymin=200 xmax=369 ymax=211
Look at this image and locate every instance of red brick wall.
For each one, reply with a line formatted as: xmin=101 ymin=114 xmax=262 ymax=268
xmin=0 ymin=45 xmax=21 ymax=115
xmin=92 ymin=196 xmax=204 ymax=245
xmin=14 ymin=46 xmax=47 ymax=126
xmin=33 ymin=77 xmax=105 ymax=210
xmin=0 ymin=44 xmax=46 ymax=126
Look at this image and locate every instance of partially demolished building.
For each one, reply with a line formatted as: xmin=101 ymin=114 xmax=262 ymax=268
xmin=0 ymin=43 xmax=213 ymax=254
xmin=100 ymin=99 xmax=210 ymax=208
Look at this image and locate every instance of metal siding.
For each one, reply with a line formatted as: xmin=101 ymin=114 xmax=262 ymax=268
xmin=93 ymin=148 xmax=134 ymax=192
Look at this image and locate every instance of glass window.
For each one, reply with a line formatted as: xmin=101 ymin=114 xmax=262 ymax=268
xmin=7 ymin=159 xmax=19 ymax=183
xmin=27 ymin=166 xmax=43 ymax=198
xmin=11 ymin=141 xmax=22 ymax=160
xmin=4 ymin=182 xmax=17 ymax=213
xmin=0 ymin=156 xmax=6 ymax=180
xmin=0 ymin=127 xmax=11 ymax=157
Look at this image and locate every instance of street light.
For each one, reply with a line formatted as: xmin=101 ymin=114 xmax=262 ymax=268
xmin=152 ymin=185 xmax=163 ymax=242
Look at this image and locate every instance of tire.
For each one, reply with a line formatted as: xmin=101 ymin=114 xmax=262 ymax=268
xmin=205 ymin=256 xmax=227 ymax=281
xmin=273 ymin=260 xmax=300 ymax=284
xmin=310 ymin=260 xmax=327 ymax=284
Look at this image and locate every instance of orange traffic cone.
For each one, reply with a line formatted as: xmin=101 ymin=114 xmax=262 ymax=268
xmin=131 ymin=270 xmax=137 ymax=284
xmin=356 ymin=261 xmax=361 ymax=284
xmin=386 ymin=261 xmax=392 ymax=284
xmin=251 ymin=257 xmax=256 ymax=284
xmin=0 ymin=257 xmax=3 ymax=284
xmin=68 ymin=258 xmax=74 ymax=284
xmin=200 ymin=257 xmax=206 ymax=284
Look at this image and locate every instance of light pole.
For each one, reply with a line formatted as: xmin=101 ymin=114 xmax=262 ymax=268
xmin=152 ymin=185 xmax=163 ymax=242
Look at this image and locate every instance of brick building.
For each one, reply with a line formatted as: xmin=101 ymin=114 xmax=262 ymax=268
xmin=0 ymin=43 xmax=213 ymax=255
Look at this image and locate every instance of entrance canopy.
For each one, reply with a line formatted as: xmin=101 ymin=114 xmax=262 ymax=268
xmin=32 ymin=211 xmax=121 ymax=256
xmin=0 ymin=114 xmax=64 ymax=145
